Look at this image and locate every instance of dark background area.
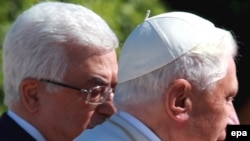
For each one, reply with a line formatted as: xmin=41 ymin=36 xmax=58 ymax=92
xmin=165 ymin=0 xmax=250 ymax=123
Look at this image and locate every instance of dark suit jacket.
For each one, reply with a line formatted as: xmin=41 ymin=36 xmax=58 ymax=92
xmin=0 ymin=112 xmax=36 ymax=141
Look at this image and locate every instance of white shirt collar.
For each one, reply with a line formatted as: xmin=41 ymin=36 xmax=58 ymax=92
xmin=117 ymin=111 xmax=161 ymax=141
xmin=7 ymin=110 xmax=46 ymax=141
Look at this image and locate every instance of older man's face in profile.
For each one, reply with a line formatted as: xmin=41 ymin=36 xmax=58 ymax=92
xmin=186 ymin=57 xmax=239 ymax=141
xmin=38 ymin=49 xmax=117 ymax=139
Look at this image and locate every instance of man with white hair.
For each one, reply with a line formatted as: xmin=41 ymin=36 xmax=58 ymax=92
xmin=74 ymin=11 xmax=240 ymax=141
xmin=0 ymin=1 xmax=118 ymax=141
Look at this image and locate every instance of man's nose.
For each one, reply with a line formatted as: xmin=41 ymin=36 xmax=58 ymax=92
xmin=228 ymin=106 xmax=240 ymax=125
xmin=97 ymin=93 xmax=116 ymax=117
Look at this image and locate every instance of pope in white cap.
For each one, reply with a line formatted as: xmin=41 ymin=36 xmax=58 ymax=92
xmin=74 ymin=11 xmax=240 ymax=141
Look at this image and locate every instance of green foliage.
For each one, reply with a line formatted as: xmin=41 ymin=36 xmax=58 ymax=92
xmin=0 ymin=0 xmax=168 ymax=114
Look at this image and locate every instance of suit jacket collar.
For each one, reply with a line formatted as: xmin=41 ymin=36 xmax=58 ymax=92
xmin=0 ymin=112 xmax=36 ymax=141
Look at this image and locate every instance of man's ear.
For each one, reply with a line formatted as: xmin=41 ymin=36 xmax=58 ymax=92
xmin=19 ymin=78 xmax=41 ymax=113
xmin=164 ymin=79 xmax=192 ymax=122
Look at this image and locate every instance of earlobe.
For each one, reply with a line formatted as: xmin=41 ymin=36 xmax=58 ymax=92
xmin=20 ymin=78 xmax=40 ymax=113
xmin=165 ymin=79 xmax=192 ymax=122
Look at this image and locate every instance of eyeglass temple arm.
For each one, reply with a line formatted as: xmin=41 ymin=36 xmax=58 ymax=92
xmin=39 ymin=79 xmax=81 ymax=91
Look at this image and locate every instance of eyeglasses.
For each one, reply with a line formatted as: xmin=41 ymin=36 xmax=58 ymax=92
xmin=39 ymin=79 xmax=113 ymax=105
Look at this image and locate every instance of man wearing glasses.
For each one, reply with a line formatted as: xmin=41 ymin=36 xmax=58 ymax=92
xmin=0 ymin=1 xmax=118 ymax=141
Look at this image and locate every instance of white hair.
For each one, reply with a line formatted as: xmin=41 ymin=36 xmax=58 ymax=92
xmin=3 ymin=1 xmax=118 ymax=108
xmin=114 ymin=30 xmax=238 ymax=109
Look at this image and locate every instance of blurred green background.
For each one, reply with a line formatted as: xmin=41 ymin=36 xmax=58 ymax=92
xmin=0 ymin=0 xmax=250 ymax=124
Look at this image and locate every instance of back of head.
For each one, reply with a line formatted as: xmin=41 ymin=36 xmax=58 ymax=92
xmin=114 ymin=11 xmax=238 ymax=109
xmin=3 ymin=1 xmax=118 ymax=108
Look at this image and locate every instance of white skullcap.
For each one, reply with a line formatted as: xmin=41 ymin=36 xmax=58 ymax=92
xmin=118 ymin=11 xmax=222 ymax=83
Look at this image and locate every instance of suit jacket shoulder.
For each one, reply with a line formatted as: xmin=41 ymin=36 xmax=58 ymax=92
xmin=0 ymin=112 xmax=36 ymax=141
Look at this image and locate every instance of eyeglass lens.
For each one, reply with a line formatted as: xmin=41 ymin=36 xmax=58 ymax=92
xmin=87 ymin=86 xmax=112 ymax=104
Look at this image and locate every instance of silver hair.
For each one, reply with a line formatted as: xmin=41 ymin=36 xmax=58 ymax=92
xmin=114 ymin=30 xmax=238 ymax=109
xmin=3 ymin=1 xmax=118 ymax=108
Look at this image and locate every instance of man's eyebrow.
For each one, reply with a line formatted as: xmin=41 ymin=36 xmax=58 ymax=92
xmin=87 ymin=77 xmax=108 ymax=86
